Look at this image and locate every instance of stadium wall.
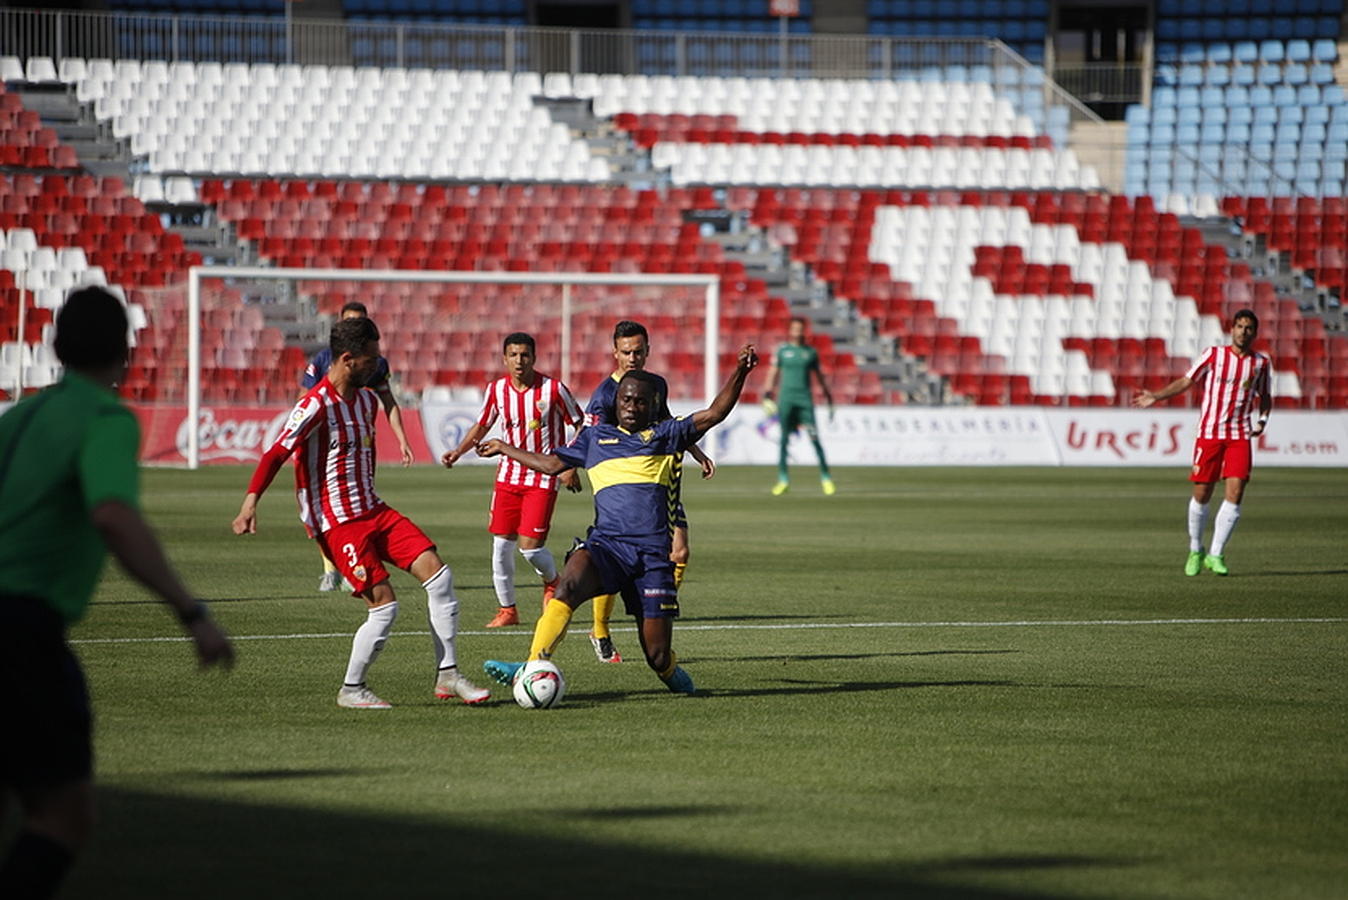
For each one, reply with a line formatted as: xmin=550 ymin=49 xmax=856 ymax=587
xmin=5 ymin=402 xmax=1339 ymax=468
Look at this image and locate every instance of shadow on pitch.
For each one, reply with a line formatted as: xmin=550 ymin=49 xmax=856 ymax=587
xmin=572 ymin=679 xmax=1020 ymax=704
xmin=65 ymin=786 xmax=1083 ymax=900
xmin=709 ymin=649 xmax=1020 ymax=664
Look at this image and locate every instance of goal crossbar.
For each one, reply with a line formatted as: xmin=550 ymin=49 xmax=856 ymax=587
xmin=185 ymin=266 xmax=721 ymax=469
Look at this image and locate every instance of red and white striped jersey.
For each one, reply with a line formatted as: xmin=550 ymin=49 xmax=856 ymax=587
xmin=278 ymin=378 xmax=385 ymax=534
xmin=476 ymin=372 xmax=583 ymax=490
xmin=1186 ymin=345 xmax=1272 ymax=440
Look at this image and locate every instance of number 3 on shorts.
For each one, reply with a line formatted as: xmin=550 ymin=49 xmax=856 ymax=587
xmin=342 ymin=543 xmax=358 ymax=568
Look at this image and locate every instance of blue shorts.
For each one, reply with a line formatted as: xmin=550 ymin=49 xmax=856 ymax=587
xmin=579 ymin=531 xmax=680 ymax=619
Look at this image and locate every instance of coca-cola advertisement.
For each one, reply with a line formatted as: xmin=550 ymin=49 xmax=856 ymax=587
xmin=132 ymin=405 xmax=431 ymax=465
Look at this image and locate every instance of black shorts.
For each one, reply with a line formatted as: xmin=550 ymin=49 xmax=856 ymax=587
xmin=0 ymin=595 xmax=93 ymax=790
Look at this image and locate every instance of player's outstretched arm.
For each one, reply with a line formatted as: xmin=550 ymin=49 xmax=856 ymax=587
xmin=93 ymin=500 xmax=235 ymax=668
xmin=1132 ymin=375 xmax=1192 ymax=408
xmin=477 ymin=438 xmax=569 ymax=476
xmin=378 ymin=394 xmax=414 ymax=466
xmin=691 ymin=344 xmax=758 ymax=433
xmin=442 ymin=423 xmax=489 ymax=468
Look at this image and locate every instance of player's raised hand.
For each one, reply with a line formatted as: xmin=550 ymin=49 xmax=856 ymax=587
xmin=737 ymin=344 xmax=758 ymax=371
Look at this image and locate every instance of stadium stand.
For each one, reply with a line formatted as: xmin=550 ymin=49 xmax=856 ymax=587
xmin=1 ymin=1 xmax=1346 ymax=410
xmin=866 ymin=0 xmax=1049 ymax=64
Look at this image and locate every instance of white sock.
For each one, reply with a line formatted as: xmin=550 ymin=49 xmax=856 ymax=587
xmin=520 ymin=545 xmax=558 ymax=582
xmin=1187 ymin=498 xmax=1208 ymax=553
xmin=492 ymin=536 xmax=516 ymax=609
xmin=344 ymin=601 xmax=398 ymax=686
xmin=1209 ymin=500 xmax=1241 ymax=556
xmin=423 ymin=565 xmax=459 ymax=670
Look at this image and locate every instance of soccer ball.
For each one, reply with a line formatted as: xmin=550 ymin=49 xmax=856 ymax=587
xmin=512 ymin=660 xmax=566 ymax=709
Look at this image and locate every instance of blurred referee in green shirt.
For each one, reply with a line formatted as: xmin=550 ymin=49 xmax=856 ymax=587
xmin=0 ymin=286 xmax=233 ymax=899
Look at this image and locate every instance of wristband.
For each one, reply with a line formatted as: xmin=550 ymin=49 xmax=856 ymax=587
xmin=178 ymin=602 xmax=208 ymax=625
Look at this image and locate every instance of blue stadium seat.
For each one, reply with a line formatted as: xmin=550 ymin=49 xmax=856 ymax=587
xmin=1227 ymin=122 xmax=1252 ymax=142
xmin=1223 ymin=18 xmax=1251 ymax=41
xmin=1199 ymin=123 xmax=1225 ymax=143
xmin=1225 ymin=85 xmax=1251 ymax=107
xmin=1179 ymin=65 xmax=1203 ymax=85
xmin=1232 ymin=40 xmax=1258 ymax=62
xmin=1204 ymin=66 xmax=1230 ymax=86
xmin=1315 ymin=16 xmax=1339 ymax=39
xmin=1310 ymin=63 xmax=1335 ymax=84
xmin=1231 ymin=63 xmax=1255 ymax=85
xmin=1200 ymin=86 xmax=1225 ymax=106
xmin=1257 ymin=63 xmax=1283 ymax=84
xmin=1305 ymin=101 xmax=1330 ymax=121
xmin=1259 ymin=39 xmax=1285 ymax=61
xmin=1178 ymin=104 xmax=1202 ymax=124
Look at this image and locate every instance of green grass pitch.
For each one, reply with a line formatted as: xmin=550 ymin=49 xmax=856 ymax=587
xmin=20 ymin=465 xmax=1348 ymax=899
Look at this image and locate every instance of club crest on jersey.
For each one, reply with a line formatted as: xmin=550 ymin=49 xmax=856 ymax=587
xmin=639 ymin=428 xmax=655 ymax=442
xmin=352 ymin=565 xmax=367 ymax=582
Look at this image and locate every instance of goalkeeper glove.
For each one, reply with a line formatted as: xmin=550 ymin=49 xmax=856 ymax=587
xmin=762 ymin=397 xmax=778 ymax=417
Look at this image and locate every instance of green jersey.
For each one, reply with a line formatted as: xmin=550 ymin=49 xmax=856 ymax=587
xmin=774 ymin=342 xmax=820 ymax=405
xmin=0 ymin=371 xmax=141 ymax=623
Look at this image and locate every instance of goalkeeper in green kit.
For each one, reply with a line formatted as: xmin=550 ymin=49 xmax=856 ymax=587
xmin=763 ymin=317 xmax=835 ymax=496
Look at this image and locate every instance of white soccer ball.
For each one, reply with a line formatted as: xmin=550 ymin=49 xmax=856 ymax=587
xmin=512 ymin=660 xmax=566 ymax=709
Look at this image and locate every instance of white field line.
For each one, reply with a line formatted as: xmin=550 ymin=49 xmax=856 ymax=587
xmin=69 ymin=616 xmax=1348 ymax=646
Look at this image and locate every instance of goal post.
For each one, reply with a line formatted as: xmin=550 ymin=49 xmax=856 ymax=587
xmin=184 ymin=266 xmax=721 ymax=469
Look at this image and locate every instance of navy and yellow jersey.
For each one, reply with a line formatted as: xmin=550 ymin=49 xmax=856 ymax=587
xmin=584 ymin=371 xmax=672 ymax=427
xmin=774 ymin=342 xmax=820 ymax=405
xmin=552 ymin=415 xmax=701 ymax=552
xmin=302 ymin=347 xmax=392 ymax=394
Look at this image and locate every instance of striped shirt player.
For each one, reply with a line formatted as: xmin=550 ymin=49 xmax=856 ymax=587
xmin=236 ymin=316 xmax=490 ymax=709
xmin=475 ymin=347 xmax=760 ymax=699
xmin=1132 ymin=309 xmax=1272 ymax=577
xmin=301 ymin=301 xmax=413 ymax=592
xmin=441 ymin=333 xmax=583 ymax=628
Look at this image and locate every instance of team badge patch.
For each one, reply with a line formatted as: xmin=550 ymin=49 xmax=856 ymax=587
xmin=352 ymin=565 xmax=368 ymax=582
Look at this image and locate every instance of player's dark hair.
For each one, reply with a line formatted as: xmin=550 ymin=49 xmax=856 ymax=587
xmin=789 ymin=316 xmax=808 ymax=328
xmin=1232 ymin=308 xmax=1259 ymax=329
xmin=330 ymin=316 xmax=380 ymax=358
xmin=617 ymin=370 xmax=661 ymax=395
xmin=613 ymin=320 xmax=649 ymax=344
xmin=340 ymin=301 xmax=369 ymax=317
xmin=503 ymin=332 xmax=535 ymax=353
xmin=54 ymin=286 xmax=128 ymax=369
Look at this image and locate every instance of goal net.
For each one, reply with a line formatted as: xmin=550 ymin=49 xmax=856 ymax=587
xmin=168 ymin=266 xmax=721 ymax=468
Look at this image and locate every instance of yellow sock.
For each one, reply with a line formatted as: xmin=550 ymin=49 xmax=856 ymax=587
xmin=528 ymin=601 xmax=574 ymax=661
xmin=322 ymin=552 xmax=336 ymax=574
xmin=673 ymin=562 xmax=686 ymax=591
xmin=591 ymin=593 xmax=615 ymax=639
xmin=657 ymin=651 xmax=679 ymax=681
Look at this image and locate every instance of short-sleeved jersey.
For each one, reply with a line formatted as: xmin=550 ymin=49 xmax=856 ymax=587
xmin=774 ymin=342 xmax=821 ymax=404
xmin=272 ymin=377 xmax=385 ymax=534
xmin=552 ymin=416 xmax=701 ymax=553
xmin=476 ymin=372 xmax=582 ymax=491
xmin=302 ymin=347 xmax=392 ymax=395
xmin=585 ymin=371 xmax=672 ymax=427
xmin=0 ymin=372 xmax=141 ymax=623
xmin=1185 ymin=345 xmax=1271 ymax=440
